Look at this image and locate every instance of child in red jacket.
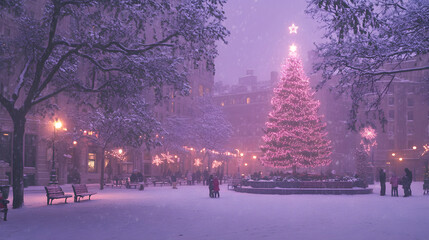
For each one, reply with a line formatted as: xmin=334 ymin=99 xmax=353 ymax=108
xmin=390 ymin=174 xmax=399 ymax=197
xmin=213 ymin=176 xmax=220 ymax=198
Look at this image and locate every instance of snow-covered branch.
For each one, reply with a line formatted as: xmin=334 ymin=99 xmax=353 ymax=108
xmin=12 ymin=57 xmax=31 ymax=101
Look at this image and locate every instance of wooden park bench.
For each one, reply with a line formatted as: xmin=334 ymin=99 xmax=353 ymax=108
xmin=72 ymin=184 xmax=97 ymax=202
xmin=45 ymin=185 xmax=72 ymax=205
xmin=152 ymin=181 xmax=170 ymax=187
xmin=126 ymin=181 xmax=145 ymax=190
xmin=0 ymin=198 xmax=8 ymax=221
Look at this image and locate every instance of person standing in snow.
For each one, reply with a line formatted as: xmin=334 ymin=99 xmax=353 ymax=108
xmin=213 ymin=176 xmax=220 ymax=198
xmin=379 ymin=169 xmax=386 ymax=196
xmin=404 ymin=168 xmax=413 ymax=197
xmin=208 ymin=175 xmax=214 ymax=198
xmin=390 ymin=174 xmax=399 ymax=197
xmin=203 ymin=170 xmax=209 ymax=186
xmin=187 ymin=171 xmax=192 ymax=185
xmin=171 ymin=174 xmax=177 ymax=189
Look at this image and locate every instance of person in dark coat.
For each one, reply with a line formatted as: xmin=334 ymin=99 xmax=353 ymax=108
xmin=213 ymin=176 xmax=220 ymax=198
xmin=379 ymin=169 xmax=386 ymax=196
xmin=203 ymin=170 xmax=209 ymax=186
xmin=130 ymin=172 xmax=138 ymax=183
xmin=208 ymin=175 xmax=214 ymax=198
xmin=171 ymin=174 xmax=177 ymax=189
xmin=404 ymin=168 xmax=413 ymax=197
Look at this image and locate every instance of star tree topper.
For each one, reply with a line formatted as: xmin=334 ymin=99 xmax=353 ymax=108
xmin=289 ymin=23 xmax=298 ymax=34
xmin=288 ymin=23 xmax=298 ymax=56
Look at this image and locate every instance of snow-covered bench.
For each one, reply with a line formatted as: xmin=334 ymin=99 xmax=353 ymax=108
xmin=45 ymin=185 xmax=72 ymax=205
xmin=72 ymin=184 xmax=97 ymax=202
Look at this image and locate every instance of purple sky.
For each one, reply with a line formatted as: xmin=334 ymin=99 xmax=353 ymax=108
xmin=215 ymin=0 xmax=322 ymax=84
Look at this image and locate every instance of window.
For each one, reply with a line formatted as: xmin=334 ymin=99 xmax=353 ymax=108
xmin=407 ymin=111 xmax=414 ymax=121
xmin=407 ymin=140 xmax=414 ymax=149
xmin=407 ymin=86 xmax=415 ymax=93
xmin=407 ymin=125 xmax=414 ymax=135
xmin=388 ymin=85 xmax=394 ymax=94
xmin=388 ymin=140 xmax=394 ymax=149
xmin=388 ymin=110 xmax=395 ymax=120
xmin=88 ymin=149 xmax=97 ymax=173
xmin=388 ymin=124 xmax=395 ymax=136
xmin=388 ymin=97 xmax=394 ymax=106
xmin=246 ymin=97 xmax=251 ymax=104
xmin=407 ymin=98 xmax=414 ymax=107
xmin=24 ymin=134 xmax=37 ymax=167
xmin=0 ymin=132 xmax=12 ymax=164
xmin=221 ymin=102 xmax=224 ymax=107
xmin=144 ymin=163 xmax=151 ymax=175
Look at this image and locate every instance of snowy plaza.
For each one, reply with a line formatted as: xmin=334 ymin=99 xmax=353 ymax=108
xmin=2 ymin=183 xmax=429 ymax=240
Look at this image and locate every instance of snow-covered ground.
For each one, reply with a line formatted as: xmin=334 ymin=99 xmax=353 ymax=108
xmin=2 ymin=182 xmax=429 ymax=240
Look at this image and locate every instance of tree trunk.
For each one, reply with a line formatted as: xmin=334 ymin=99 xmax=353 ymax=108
xmin=100 ymin=148 xmax=105 ymax=190
xmin=12 ymin=113 xmax=26 ymax=209
xmin=207 ymin=152 xmax=211 ymax=174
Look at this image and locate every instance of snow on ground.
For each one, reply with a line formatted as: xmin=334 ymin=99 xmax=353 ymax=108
xmin=1 ymin=182 xmax=429 ymax=240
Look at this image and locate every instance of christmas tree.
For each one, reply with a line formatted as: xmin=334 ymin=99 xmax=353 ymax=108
xmin=260 ymin=35 xmax=331 ymax=170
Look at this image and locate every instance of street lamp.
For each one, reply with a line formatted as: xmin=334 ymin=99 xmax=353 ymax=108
xmin=49 ymin=118 xmax=62 ymax=185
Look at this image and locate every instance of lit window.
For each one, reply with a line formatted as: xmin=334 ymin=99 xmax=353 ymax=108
xmin=221 ymin=102 xmax=224 ymax=107
xmin=88 ymin=152 xmax=96 ymax=173
xmin=0 ymin=132 xmax=12 ymax=164
xmin=199 ymin=85 xmax=204 ymax=97
xmin=246 ymin=97 xmax=251 ymax=104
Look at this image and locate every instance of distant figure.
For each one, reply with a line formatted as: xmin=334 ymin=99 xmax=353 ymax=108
xmin=203 ymin=170 xmax=209 ymax=186
xmin=379 ymin=169 xmax=386 ymax=196
xmin=390 ymin=174 xmax=399 ymax=197
xmin=213 ymin=176 xmax=220 ymax=198
xmin=136 ymin=172 xmax=144 ymax=182
xmin=130 ymin=172 xmax=138 ymax=183
xmin=208 ymin=175 xmax=214 ymax=198
xmin=187 ymin=171 xmax=192 ymax=185
xmin=403 ymin=168 xmax=413 ymax=197
xmin=171 ymin=175 xmax=177 ymax=189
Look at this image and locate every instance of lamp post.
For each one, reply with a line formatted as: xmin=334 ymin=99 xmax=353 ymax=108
xmin=49 ymin=118 xmax=62 ymax=185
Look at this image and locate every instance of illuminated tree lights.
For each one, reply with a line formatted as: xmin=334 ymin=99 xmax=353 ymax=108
xmin=260 ymin=55 xmax=332 ymax=169
xmin=360 ymin=126 xmax=377 ymax=154
xmin=212 ymin=160 xmax=222 ymax=169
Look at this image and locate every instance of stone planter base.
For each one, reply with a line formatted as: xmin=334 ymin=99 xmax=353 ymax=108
xmin=235 ymin=187 xmax=373 ymax=195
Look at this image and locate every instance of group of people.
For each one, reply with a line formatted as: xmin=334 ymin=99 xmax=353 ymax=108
xmin=208 ymin=175 xmax=220 ymax=198
xmin=379 ymin=168 xmax=413 ymax=197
